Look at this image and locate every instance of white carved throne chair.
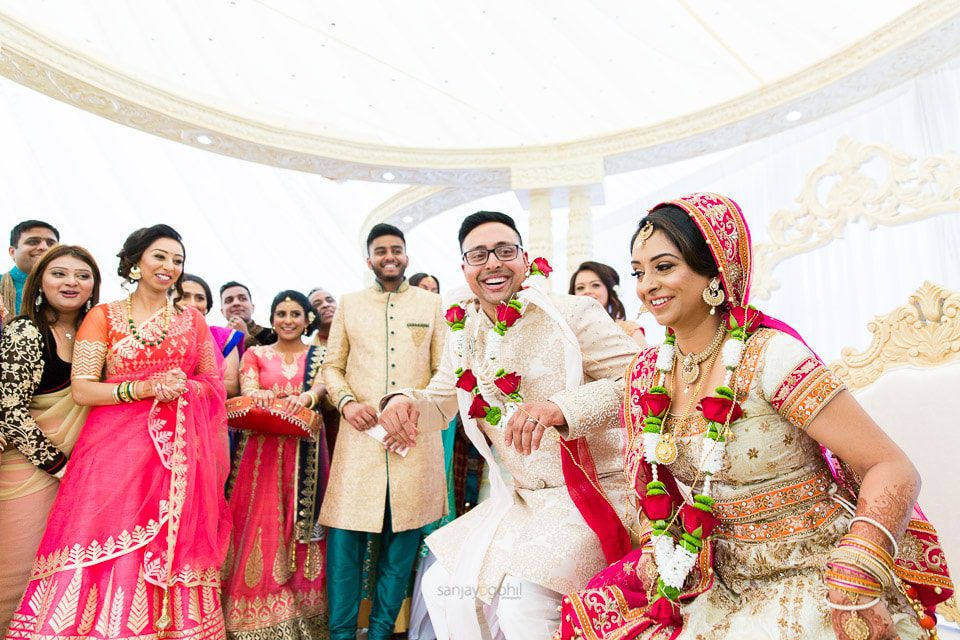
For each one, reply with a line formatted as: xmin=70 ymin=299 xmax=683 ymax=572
xmin=831 ymin=281 xmax=960 ymax=625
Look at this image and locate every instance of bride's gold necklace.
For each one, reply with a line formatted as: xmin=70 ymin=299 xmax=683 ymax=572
xmin=655 ymin=347 xmax=720 ymax=465
xmin=674 ymin=322 xmax=726 ymax=388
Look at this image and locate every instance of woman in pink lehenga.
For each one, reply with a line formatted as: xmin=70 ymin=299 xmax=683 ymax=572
xmin=4 ymin=224 xmax=231 ymax=640
xmin=221 ymin=290 xmax=329 ymax=640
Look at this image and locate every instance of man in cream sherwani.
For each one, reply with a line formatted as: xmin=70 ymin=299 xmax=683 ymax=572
xmin=380 ymin=211 xmax=640 ymax=640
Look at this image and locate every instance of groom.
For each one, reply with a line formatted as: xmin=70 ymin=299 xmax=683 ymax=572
xmin=379 ymin=211 xmax=640 ymax=639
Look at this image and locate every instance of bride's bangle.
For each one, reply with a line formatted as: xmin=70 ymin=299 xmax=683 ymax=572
xmin=849 ymin=516 xmax=899 ymax=558
xmin=824 ymin=595 xmax=880 ymax=611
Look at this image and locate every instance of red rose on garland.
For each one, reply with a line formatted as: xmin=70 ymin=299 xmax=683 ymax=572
xmin=530 ymin=257 xmax=553 ymax=277
xmin=445 ymin=304 xmax=466 ymax=328
xmin=680 ymin=502 xmax=719 ymax=539
xmin=456 ymin=369 xmax=478 ymax=392
xmin=640 ymin=390 xmax=670 ymax=418
xmin=496 ymin=302 xmax=523 ymax=327
xmin=728 ymin=305 xmax=764 ymax=336
xmin=494 ymin=371 xmax=522 ymax=396
xmin=642 ymin=493 xmax=674 ymax=521
xmin=468 ymin=394 xmax=490 ymax=419
xmin=699 ymin=396 xmax=743 ymax=424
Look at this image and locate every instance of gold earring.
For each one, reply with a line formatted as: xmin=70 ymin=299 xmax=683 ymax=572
xmin=129 ymin=265 xmax=142 ymax=281
xmin=702 ymin=277 xmax=725 ymax=315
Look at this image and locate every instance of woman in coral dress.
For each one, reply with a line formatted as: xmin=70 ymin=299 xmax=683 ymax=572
xmin=221 ymin=290 xmax=329 ymax=639
xmin=4 ymin=225 xmax=231 ymax=640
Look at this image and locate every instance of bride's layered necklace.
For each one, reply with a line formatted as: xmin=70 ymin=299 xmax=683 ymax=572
xmin=639 ymin=308 xmax=762 ymax=620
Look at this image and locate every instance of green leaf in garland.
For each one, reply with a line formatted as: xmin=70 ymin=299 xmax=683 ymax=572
xmin=485 ymin=406 xmax=502 ymax=425
xmin=714 ymin=386 xmax=735 ymax=400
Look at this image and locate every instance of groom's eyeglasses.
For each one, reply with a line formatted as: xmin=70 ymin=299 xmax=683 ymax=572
xmin=461 ymin=244 xmax=522 ymax=266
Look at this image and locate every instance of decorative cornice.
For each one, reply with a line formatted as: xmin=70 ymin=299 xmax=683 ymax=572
xmin=751 ymin=137 xmax=960 ymax=300
xmin=830 ymin=281 xmax=960 ymax=391
xmin=1 ymin=2 xmax=959 ymax=187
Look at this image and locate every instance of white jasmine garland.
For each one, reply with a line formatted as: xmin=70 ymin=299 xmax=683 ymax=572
xmin=453 ymin=331 xmax=467 ymax=358
xmin=642 ymin=432 xmax=661 ymax=464
xmin=721 ymin=339 xmax=744 ymax=369
xmin=700 ymin=440 xmax=727 ymax=474
xmin=484 ymin=331 xmax=502 ymax=361
xmin=644 ymin=319 xmax=754 ymax=607
xmin=662 ymin=547 xmax=699 ymax=590
xmin=656 ymin=343 xmax=675 ymax=372
xmin=654 ymin=533 xmax=676 ymax=567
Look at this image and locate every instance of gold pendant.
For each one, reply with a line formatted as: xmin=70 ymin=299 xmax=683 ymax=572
xmin=679 ymin=356 xmax=700 ymax=385
xmin=655 ymin=432 xmax=679 ymax=465
xmin=842 ymin=611 xmax=870 ymax=640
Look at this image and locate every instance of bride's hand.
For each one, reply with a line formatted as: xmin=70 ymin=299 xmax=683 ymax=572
xmin=829 ymin=590 xmax=899 ymax=640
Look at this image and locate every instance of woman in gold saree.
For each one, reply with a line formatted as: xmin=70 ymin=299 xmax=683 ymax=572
xmin=0 ymin=245 xmax=100 ymax=634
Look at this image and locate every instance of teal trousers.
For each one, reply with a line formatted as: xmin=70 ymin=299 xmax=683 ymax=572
xmin=327 ymin=500 xmax=422 ymax=640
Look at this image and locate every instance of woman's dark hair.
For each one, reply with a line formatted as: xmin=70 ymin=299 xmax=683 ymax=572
xmin=409 ymin=272 xmax=440 ymax=293
xmin=631 ymin=205 xmax=719 ymax=279
xmin=20 ymin=244 xmax=101 ymax=342
xmin=568 ymin=261 xmax=626 ymax=321
xmin=270 ymin=290 xmax=318 ymax=336
xmin=117 ymin=224 xmax=186 ymax=300
xmin=182 ymin=273 xmax=213 ymax=315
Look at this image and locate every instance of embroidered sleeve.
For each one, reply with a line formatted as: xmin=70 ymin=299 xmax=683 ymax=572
xmin=429 ymin=296 xmax=446 ymax=375
xmin=71 ymin=304 xmax=109 ymax=380
xmin=759 ymin=331 xmax=845 ymax=430
xmin=240 ymin=347 xmax=263 ymax=395
xmin=551 ymin=298 xmax=641 ymax=439
xmin=0 ymin=318 xmax=67 ymax=473
xmin=321 ymin=301 xmax=358 ymax=411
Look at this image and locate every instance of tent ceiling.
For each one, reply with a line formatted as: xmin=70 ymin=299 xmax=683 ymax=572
xmin=0 ymin=0 xmax=927 ymax=148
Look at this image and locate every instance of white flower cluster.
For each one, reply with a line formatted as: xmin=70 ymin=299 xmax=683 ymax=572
xmin=642 ymin=432 xmax=661 ymax=464
xmin=700 ymin=440 xmax=726 ymax=474
xmin=656 ymin=342 xmax=675 ymax=372
xmin=653 ymin=535 xmax=698 ymax=590
xmin=721 ymin=339 xmax=743 ymax=369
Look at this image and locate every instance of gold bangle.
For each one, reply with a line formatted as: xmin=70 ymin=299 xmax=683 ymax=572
xmin=113 ymin=384 xmax=122 ymax=404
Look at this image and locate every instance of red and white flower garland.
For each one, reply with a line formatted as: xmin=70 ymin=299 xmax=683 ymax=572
xmin=639 ymin=306 xmax=763 ymax=623
xmin=444 ymin=258 xmax=552 ymax=427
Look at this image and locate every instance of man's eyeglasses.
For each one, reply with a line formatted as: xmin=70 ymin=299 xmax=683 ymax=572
xmin=461 ymin=244 xmax=522 ymax=266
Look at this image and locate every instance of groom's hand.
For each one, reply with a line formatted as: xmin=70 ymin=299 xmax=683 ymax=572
xmin=504 ymin=401 xmax=565 ymax=455
xmin=380 ymin=395 xmax=420 ymax=451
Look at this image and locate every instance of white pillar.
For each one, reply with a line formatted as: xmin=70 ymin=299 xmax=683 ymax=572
xmin=527 ymin=189 xmax=553 ymax=264
xmin=566 ymin=186 xmax=593 ymax=274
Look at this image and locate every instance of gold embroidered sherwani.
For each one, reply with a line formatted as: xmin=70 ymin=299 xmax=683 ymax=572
xmin=397 ymin=294 xmax=640 ymax=599
xmin=319 ymin=281 xmax=446 ymax=533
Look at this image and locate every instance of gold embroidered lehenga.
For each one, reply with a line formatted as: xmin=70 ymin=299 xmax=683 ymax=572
xmin=557 ymin=192 xmax=952 ymax=640
xmin=220 ymin=345 xmax=328 ymax=640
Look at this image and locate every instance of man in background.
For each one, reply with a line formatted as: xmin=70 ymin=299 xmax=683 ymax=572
xmin=219 ymin=280 xmax=276 ymax=349
xmin=3 ymin=220 xmax=59 ymax=316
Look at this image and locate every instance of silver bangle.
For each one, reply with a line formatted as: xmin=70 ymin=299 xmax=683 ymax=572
xmin=849 ymin=516 xmax=899 ymax=558
xmin=824 ymin=595 xmax=880 ymax=611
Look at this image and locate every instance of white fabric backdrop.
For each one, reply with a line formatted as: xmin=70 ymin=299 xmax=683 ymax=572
xmin=406 ymin=55 xmax=960 ymax=364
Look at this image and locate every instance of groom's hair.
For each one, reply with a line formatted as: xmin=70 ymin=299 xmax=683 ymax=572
xmin=458 ymin=211 xmax=523 ymax=250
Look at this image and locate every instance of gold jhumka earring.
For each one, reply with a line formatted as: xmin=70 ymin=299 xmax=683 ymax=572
xmin=702 ymin=277 xmax=725 ymax=314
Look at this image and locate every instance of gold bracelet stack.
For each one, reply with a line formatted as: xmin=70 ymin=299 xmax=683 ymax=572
xmin=303 ymin=391 xmax=319 ymax=410
xmin=113 ymin=381 xmax=141 ymax=404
